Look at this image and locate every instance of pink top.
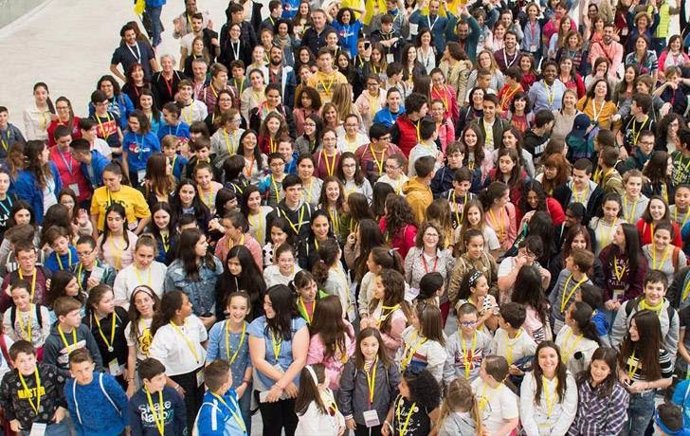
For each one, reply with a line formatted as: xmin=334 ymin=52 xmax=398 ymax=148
xmin=589 ymin=41 xmax=624 ymax=82
xmin=306 ymin=322 xmax=356 ymax=390
xmin=485 ymin=202 xmax=518 ymax=250
xmin=215 ymin=234 xmax=264 ymax=271
xmin=381 ymin=308 xmax=407 ymax=359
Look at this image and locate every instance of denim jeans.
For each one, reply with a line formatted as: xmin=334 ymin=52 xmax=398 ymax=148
xmin=624 ymin=390 xmax=656 ymax=436
xmin=21 ymin=421 xmax=71 ymax=436
xmin=239 ymin=384 xmax=252 ymax=435
xmin=146 ymin=5 xmax=163 ymax=47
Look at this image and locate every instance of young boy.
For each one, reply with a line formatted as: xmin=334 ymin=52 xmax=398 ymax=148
xmin=43 ymin=226 xmax=79 ymax=273
xmin=161 ymin=134 xmax=188 ymax=181
xmin=43 ymin=296 xmax=104 ymax=375
xmin=177 ymin=79 xmax=209 ymax=124
xmin=65 ymin=348 xmax=128 ymax=435
xmin=186 ymin=137 xmax=221 ymax=181
xmin=0 ymin=105 xmax=26 ymax=159
xmin=158 ymin=102 xmax=191 ymax=142
xmin=194 ymin=359 xmax=247 ymax=435
xmin=446 ymin=168 xmax=476 ymax=229
xmin=278 ymin=137 xmax=298 ymax=175
xmin=129 ymin=358 xmax=187 ymax=436
xmin=0 ymin=340 xmax=68 ymax=435
xmin=431 ymin=142 xmax=465 ymax=197
xmin=223 ymin=154 xmax=249 ymax=195
xmin=402 ymin=155 xmax=435 ymax=225
xmin=0 ymin=240 xmax=51 ymax=312
xmin=73 ymin=235 xmax=116 ymax=290
xmin=549 ymin=248 xmax=594 ymax=335
xmin=492 ymin=302 xmax=537 ymax=380
xmin=442 ymin=303 xmax=493 ymax=384
xmin=71 ymin=138 xmax=110 ymax=190
xmin=610 ymin=270 xmax=679 ymax=359
xmin=408 ymin=117 xmax=441 ymax=177
xmin=654 ymin=403 xmax=688 ymax=435
xmin=258 ymin=153 xmax=287 ymax=208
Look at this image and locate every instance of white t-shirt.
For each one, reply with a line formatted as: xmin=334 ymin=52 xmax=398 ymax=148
xmin=124 ymin=317 xmax=153 ymax=361
xmin=113 ymin=262 xmax=168 ymax=309
xmin=472 ymin=378 xmax=519 ymax=436
xmin=149 ymin=315 xmax=208 ymax=376
xmin=93 ymin=138 xmax=113 ymax=158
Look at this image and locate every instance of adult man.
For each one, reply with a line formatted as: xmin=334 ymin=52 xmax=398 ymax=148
xmin=470 ymin=94 xmax=510 ymax=153
xmin=180 ymin=12 xmax=219 ymax=66
xmin=390 ymin=92 xmax=428 ymax=158
xmin=221 ymin=3 xmax=257 ymax=50
xmin=588 ymin=23 xmax=624 ymax=81
xmin=306 ymin=49 xmax=348 ymax=104
xmin=553 ymin=158 xmax=604 ymax=225
xmin=110 ymin=23 xmax=159 ymax=82
xmin=445 ymin=5 xmax=482 ymax=62
xmin=356 ymin=123 xmax=403 ymax=184
xmin=301 ymin=9 xmax=335 ymax=56
xmin=201 ymin=63 xmax=236 ymax=114
xmin=267 ymin=45 xmax=297 ymax=108
xmin=50 ymin=126 xmax=90 ymax=205
xmin=409 ymin=0 xmax=447 ymax=55
xmin=260 ymin=0 xmax=283 ymax=32
xmin=173 ymin=0 xmax=213 ymax=39
xmin=494 ymin=30 xmax=520 ymax=71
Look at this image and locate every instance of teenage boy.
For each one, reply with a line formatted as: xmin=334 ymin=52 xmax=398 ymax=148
xmin=158 ymin=102 xmax=191 ymax=142
xmin=73 ymin=235 xmax=116 ymax=290
xmin=278 ymin=137 xmax=298 ymax=175
xmin=370 ymin=14 xmax=403 ymax=63
xmin=432 ymin=143 xmax=466 ymax=198
xmin=266 ymin=174 xmax=313 ymax=244
xmin=402 ymin=156 xmax=435 ymax=225
xmin=306 ymin=48 xmax=348 ymax=104
xmin=384 ymin=62 xmax=410 ymax=101
xmin=178 ymin=79 xmax=209 ymax=124
xmin=549 ymin=248 xmax=595 ymax=334
xmin=258 ymin=153 xmax=287 ymax=208
xmin=0 ymin=240 xmax=51 ymax=312
xmin=470 ymin=94 xmax=509 ymax=153
xmin=442 ymin=167 xmax=476 ymax=229
xmin=185 ymin=137 xmax=221 ymax=181
xmin=215 ymin=211 xmax=263 ymax=271
xmin=596 ymin=146 xmax=625 ymax=195
xmin=553 ymin=158 xmax=604 ymax=225
xmin=408 ymin=117 xmax=441 ymax=177
xmin=194 ymin=360 xmax=247 ymax=435
xmin=610 ymin=269 xmax=679 ymax=360
xmin=0 ymin=341 xmax=68 ymax=435
xmin=129 ymin=358 xmax=187 ymax=436
xmin=90 ymin=90 xmax=123 ymax=156
xmin=78 ymin=118 xmax=113 ymax=159
xmin=492 ymin=302 xmax=537 ymax=379
xmin=391 ymin=92 xmax=428 ymax=158
xmin=671 ymin=129 xmax=690 ymax=188
xmin=43 ymin=297 xmax=104 ymax=375
xmin=618 ymin=93 xmax=656 ymax=153
xmin=65 ymin=348 xmax=128 ymax=435
xmin=260 ymin=1 xmax=283 ymax=32
xmin=523 ymin=109 xmax=555 ymax=161
xmin=624 ymin=130 xmax=655 ymax=172
xmin=442 ymin=303 xmax=493 ymax=384
xmin=0 ymin=106 xmax=26 ymax=159
xmin=71 ymin=138 xmax=110 ymax=191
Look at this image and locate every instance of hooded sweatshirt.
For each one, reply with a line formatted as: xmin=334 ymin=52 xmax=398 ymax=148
xmin=402 ymin=177 xmax=433 ymax=225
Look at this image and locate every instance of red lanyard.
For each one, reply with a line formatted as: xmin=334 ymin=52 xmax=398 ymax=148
xmin=421 ymin=253 xmax=438 ymax=273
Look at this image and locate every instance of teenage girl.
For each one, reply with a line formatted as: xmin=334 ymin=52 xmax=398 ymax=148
xmin=636 ymin=195 xmax=682 ymax=247
xmin=263 ymin=243 xmax=302 ymax=288
xmin=295 ymin=363 xmax=346 ymax=435
xmin=148 ymin=202 xmax=177 ymax=264
xmin=457 ymin=198 xmax=501 ymax=258
xmin=124 ymin=285 xmax=160 ymax=397
xmin=113 ymin=235 xmax=167 ymax=309
xmin=312 ymin=238 xmax=353 ymax=320
xmin=382 ymin=368 xmax=441 ymax=436
xmin=641 ymin=221 xmax=686 ymax=284
xmin=399 ymin=304 xmax=447 ymax=383
xmin=262 ymin=217 xmax=294 ymax=268
xmin=480 ymin=181 xmax=518 ymax=253
xmin=97 ymin=203 xmax=138 ymax=272
xmin=455 ymin=269 xmax=499 ymax=333
xmin=555 ymin=301 xmax=601 ymax=375
xmin=621 ymin=169 xmax=649 ymax=224
xmin=337 ymin=327 xmax=401 ymax=436
xmin=472 ymin=355 xmax=520 ymax=435
xmin=448 ymin=229 xmax=498 ymax=304
xmin=589 ymin=192 xmax=625 ymax=256
xmin=357 ymin=247 xmax=405 ymax=322
xmin=242 ymin=185 xmax=273 ymax=246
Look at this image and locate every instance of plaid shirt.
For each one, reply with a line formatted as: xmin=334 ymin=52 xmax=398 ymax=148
xmin=568 ymin=380 xmax=629 ymax=435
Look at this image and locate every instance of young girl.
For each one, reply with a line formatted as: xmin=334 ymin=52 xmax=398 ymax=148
xmin=519 ymin=341 xmax=578 ymax=435
xmin=307 ymin=295 xmax=356 ymax=391
xmin=472 ymin=355 xmax=519 ymax=435
xmin=399 ymin=304 xmax=447 ymax=383
xmin=357 ymin=247 xmax=405 ymax=322
xmin=480 ymin=182 xmax=517 ymax=253
xmin=618 ymin=310 xmax=674 ymax=436
xmin=206 ymin=291 xmax=253 ymax=433
xmin=570 ymin=347 xmax=630 ymax=434
xmin=643 ymin=222 xmax=686 ymax=284
xmin=113 ymin=235 xmax=167 ymax=308
xmin=436 ymin=377 xmax=482 ymax=435
xmin=295 ymin=363 xmax=346 ymax=435
xmin=262 ymin=217 xmax=294 ymax=268
xmin=170 ymin=179 xmax=211 ymax=232
xmin=148 ymin=202 xmax=177 ymax=264
xmin=455 ymin=269 xmax=499 ymax=333
xmin=98 ymin=203 xmax=138 ymax=271
xmin=124 ymin=285 xmax=160 ymax=397
xmin=636 ymin=195 xmax=682 ymax=247
xmin=450 ymin=227 xmax=498 ymax=296
xmin=312 ymin=238 xmax=353 ymax=320
xmin=85 ymin=284 xmax=129 ymax=386
xmin=457 ymin=199 xmax=501 ymax=257
xmin=263 ymin=243 xmax=301 ymax=287
xmin=2 ymin=280 xmax=51 ymax=357
xmin=242 ymin=185 xmax=274 ymax=246
xmin=621 ymin=170 xmax=649 ymax=224
xmin=194 ymin=163 xmax=223 ymax=216
xmin=589 ymin=192 xmax=625 ymax=255
xmin=380 ymin=194 xmax=418 ymax=260
xmin=149 ymin=290 xmax=208 ymax=430
xmin=292 ymin=271 xmax=326 ymax=325
xmin=555 ymin=301 xmax=601 ymax=376
xmin=361 ymin=268 xmax=412 ymax=358
xmin=487 ymin=148 xmax=527 ymax=207
xmin=383 ymin=368 xmax=441 ymax=436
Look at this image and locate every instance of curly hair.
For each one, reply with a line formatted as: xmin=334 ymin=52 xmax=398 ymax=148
xmin=402 ymin=367 xmax=442 ymax=410
xmin=384 ymin=195 xmax=417 ymax=241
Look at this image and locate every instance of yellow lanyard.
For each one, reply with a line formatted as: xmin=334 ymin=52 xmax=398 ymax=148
xmin=56 ymin=250 xmax=73 ymax=271
xmin=93 ymin=313 xmax=117 ymax=352
xmin=319 ymin=75 xmax=336 ymax=96
xmin=613 ymin=256 xmax=627 ymax=282
xmin=505 ymin=329 xmax=522 ymax=365
xmin=542 ymin=376 xmax=557 ymax=417
xmin=478 ymin=384 xmax=491 ymax=415
xmin=211 ymin=393 xmax=247 ymax=432
xmin=329 ymin=207 xmax=340 ymax=235
xmin=623 ymin=196 xmax=639 ymax=223
xmin=560 ymin=328 xmax=584 ymax=363
xmin=651 ymin=245 xmax=671 ymax=270
xmin=401 ymin=331 xmax=427 ymax=371
xmin=322 ymin=151 xmax=337 ymax=177
xmin=365 ymin=358 xmax=377 ymax=405
xmin=170 ymin=321 xmax=201 ymax=364
xmin=560 ymin=274 xmax=586 ymax=313
xmin=543 ymin=82 xmax=554 ymax=105
xmin=415 ymin=121 xmax=421 ymax=143
xmin=451 ymin=192 xmax=466 ymax=225
xmin=96 ymin=112 xmax=112 ymax=139
xmin=249 ymin=213 xmax=265 ymax=247
xmin=269 ymin=138 xmax=277 ymax=154
xmin=283 ymin=206 xmax=305 ymax=236
xmin=18 ymin=369 xmax=42 ymax=415
xmin=396 ymin=397 xmax=417 ymax=435
xmin=270 ymin=176 xmax=282 ymax=204
xmin=17 ymin=305 xmax=34 ymax=342
xmin=58 ymin=325 xmax=78 ymax=351
xmin=223 ymin=129 xmax=238 ymax=155
xmin=461 ymin=333 xmax=477 ymax=379
xmin=139 ymin=319 xmax=152 ymax=357
xmin=675 ymin=208 xmax=690 ymax=228
xmin=627 ymin=351 xmax=639 ymax=379
xmin=270 ymin=330 xmax=282 ymax=362
xmin=572 ymin=185 xmax=589 ymax=204
xmin=18 ymin=268 xmax=37 ymax=301
xmin=682 ymin=277 xmax=690 ymax=302
xmin=298 ymin=297 xmax=314 ymax=324
xmin=224 ymin=321 xmax=246 ymax=365
xmin=369 ymin=145 xmax=385 ymax=175
xmin=145 ymin=388 xmax=166 ymax=435
xmin=134 ymin=265 xmax=152 ymax=288
xmin=161 ymin=232 xmax=170 ymax=254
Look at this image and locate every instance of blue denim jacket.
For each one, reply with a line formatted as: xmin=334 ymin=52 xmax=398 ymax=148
xmin=164 ymin=257 xmax=223 ymax=316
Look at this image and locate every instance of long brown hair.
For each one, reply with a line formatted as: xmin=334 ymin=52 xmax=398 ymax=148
xmin=354 ymin=327 xmax=392 ymax=370
xmin=440 ymin=378 xmax=483 ymax=435
xmin=294 ymin=364 xmax=327 ymax=415
xmin=532 ymin=341 xmax=568 ymax=404
xmin=369 ymin=269 xmax=412 ymax=333
xmin=618 ymin=310 xmax=664 ymax=381
xmin=309 ymin=295 xmax=352 ymax=360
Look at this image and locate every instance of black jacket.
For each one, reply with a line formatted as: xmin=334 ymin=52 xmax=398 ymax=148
xmin=553 ymin=182 xmax=604 ymax=226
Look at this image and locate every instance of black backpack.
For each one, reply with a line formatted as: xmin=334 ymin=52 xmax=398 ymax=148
xmin=10 ymin=304 xmax=43 ymax=330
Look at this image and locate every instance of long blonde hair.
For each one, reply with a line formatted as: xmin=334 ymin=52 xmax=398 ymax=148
xmin=331 ymin=84 xmax=360 ymax=123
xmin=439 ymin=378 xmax=483 ymax=435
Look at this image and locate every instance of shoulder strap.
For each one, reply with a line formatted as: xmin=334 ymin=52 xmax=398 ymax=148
xmin=673 ymin=247 xmax=680 ymax=271
xmin=625 ymin=297 xmax=640 ymax=317
xmin=99 ymin=373 xmax=123 ymax=416
xmin=36 ymin=304 xmax=42 ymax=327
xmin=10 ymin=306 xmax=16 ymax=327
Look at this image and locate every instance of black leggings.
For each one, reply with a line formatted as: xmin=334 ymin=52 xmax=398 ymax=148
xmin=170 ymin=367 xmax=204 ymax=431
xmin=255 ymin=392 xmax=297 ymax=436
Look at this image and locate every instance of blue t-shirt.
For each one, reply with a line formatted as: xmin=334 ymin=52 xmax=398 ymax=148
xmin=44 ymin=246 xmax=79 ymax=273
xmin=123 ymin=131 xmax=161 ymax=174
xmin=194 ymin=390 xmax=247 ymax=436
xmin=673 ymin=378 xmax=690 ymax=429
xmin=207 ymin=320 xmax=251 ymax=388
xmin=157 ymin=122 xmax=190 ymax=141
xmin=247 ymin=316 xmax=307 ymax=389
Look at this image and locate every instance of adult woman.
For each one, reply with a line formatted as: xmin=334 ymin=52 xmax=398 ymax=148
xmin=219 ymin=23 xmax=252 ymax=69
xmin=624 ymin=35 xmax=659 ymax=80
xmin=151 ymin=54 xmax=185 ymax=109
xmin=555 ymin=30 xmax=587 ymax=75
xmin=354 ymin=76 xmax=386 ymax=132
xmin=379 ymin=194 xmax=417 ymax=260
xmin=657 ymin=35 xmax=690 ymax=76
xmin=241 ymin=185 xmax=273 ymax=246
xmin=121 ymin=64 xmax=151 ymax=110
xmin=98 ymin=203 xmax=138 ymax=272
xmin=337 ymin=153 xmax=373 ymax=203
xmin=238 ymin=130 xmax=268 ymax=185
xmin=143 ymin=153 xmax=175 ymax=206
xmin=612 ymin=65 xmax=640 ymax=120
xmin=293 ymin=87 xmax=322 ymax=137
xmin=439 ymin=42 xmax=473 ymax=104
xmin=656 ymin=113 xmax=684 ymax=154
xmin=313 ymin=128 xmax=341 ymax=179
xmin=294 ymin=114 xmax=323 ymax=157
xmin=466 ymin=49 xmax=506 ymax=97
xmin=618 ymin=310 xmax=674 ymax=436
xmin=89 ymin=162 xmax=151 ymax=237
xmin=163 ymin=228 xmax=223 ymax=329
xmin=14 ymin=140 xmax=62 ymax=225
xmin=318 ymin=177 xmax=346 ymax=241
xmin=400 ymin=43 xmax=427 ymax=88
xmin=415 ymin=29 xmax=436 ymax=75
xmin=429 ymin=68 xmax=458 ymax=126
xmin=216 ymin=245 xmax=266 ymax=321
xmin=485 ymin=21 xmax=506 ymax=52
xmin=481 ymin=181 xmax=517 ymax=252
xmin=139 ymin=89 xmax=162 ymax=135
xmin=528 ymin=61 xmax=566 ymax=113
xmin=46 ymin=97 xmax=81 ymax=147
xmin=206 ymin=89 xmax=234 ymax=135
xmin=457 ymin=87 xmax=484 ymax=134
xmin=557 ymin=56 xmax=585 ymax=98
xmin=23 ymin=82 xmax=55 ymax=141
xmin=240 ymin=69 xmax=267 ymax=125
xmin=518 ymin=53 xmax=539 ymax=91
xmin=584 ymin=57 xmax=615 ymax=93
xmin=551 ymin=89 xmax=581 ymax=146
xmin=149 ymin=290 xmax=207 ymax=430
xmin=518 ymin=180 xmax=565 ymax=227
xmin=248 ymin=284 xmax=309 ymax=436
xmin=576 ymin=78 xmax=618 ymax=131
xmin=296 ymin=156 xmax=322 ymax=208
xmin=404 ymin=221 xmax=454 ymax=291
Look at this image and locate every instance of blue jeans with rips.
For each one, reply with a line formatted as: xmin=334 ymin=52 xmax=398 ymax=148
xmin=624 ymin=389 xmax=656 ymax=436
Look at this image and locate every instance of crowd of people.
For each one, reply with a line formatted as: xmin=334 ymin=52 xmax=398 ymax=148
xmin=1 ymin=0 xmax=690 ymax=434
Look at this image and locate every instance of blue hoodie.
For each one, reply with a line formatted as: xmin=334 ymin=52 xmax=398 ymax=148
xmin=65 ymin=372 xmax=128 ymax=436
xmin=194 ymin=389 xmax=247 ymax=436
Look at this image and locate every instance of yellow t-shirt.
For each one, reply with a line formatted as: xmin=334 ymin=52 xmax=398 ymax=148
xmin=90 ymin=186 xmax=151 ymax=231
xmin=307 ymin=71 xmax=348 ymax=104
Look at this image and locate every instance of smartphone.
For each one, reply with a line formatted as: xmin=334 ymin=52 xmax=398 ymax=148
xmin=91 ymin=266 xmax=105 ymax=282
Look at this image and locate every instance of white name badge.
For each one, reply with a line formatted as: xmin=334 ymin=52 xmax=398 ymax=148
xmin=30 ymin=423 xmax=47 ymax=436
xmin=363 ymin=409 xmax=380 ymax=427
xmin=529 ymin=45 xmax=537 ymax=53
xmin=109 ymin=358 xmax=122 ymax=376
xmin=386 ymin=53 xmax=395 ymax=64
xmin=69 ymin=183 xmax=80 ymax=197
xmin=197 ymin=368 xmax=205 ymax=387
xmin=409 ymin=23 xmax=419 ymax=36
xmin=137 ymin=169 xmax=146 ymax=184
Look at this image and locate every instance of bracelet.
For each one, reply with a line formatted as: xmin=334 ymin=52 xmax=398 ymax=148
xmin=242 ymin=379 xmax=251 ymax=384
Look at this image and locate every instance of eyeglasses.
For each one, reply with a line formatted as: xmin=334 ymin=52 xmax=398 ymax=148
xmin=424 ymin=233 xmax=439 ymax=238
xmin=77 ymin=250 xmax=95 ymax=257
xmin=459 ymin=321 xmax=476 ymax=327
